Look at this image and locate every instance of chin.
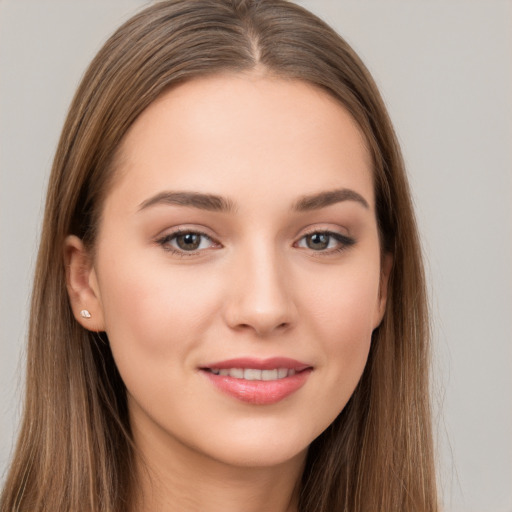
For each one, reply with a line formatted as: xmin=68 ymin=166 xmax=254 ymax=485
xmin=188 ymin=418 xmax=320 ymax=469
xmin=206 ymin=439 xmax=309 ymax=469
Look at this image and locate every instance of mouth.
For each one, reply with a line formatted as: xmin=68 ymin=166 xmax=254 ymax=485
xmin=200 ymin=357 xmax=313 ymax=405
xmin=205 ymin=367 xmax=299 ymax=380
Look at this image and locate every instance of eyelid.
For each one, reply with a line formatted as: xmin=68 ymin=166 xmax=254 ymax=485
xmin=295 ymin=228 xmax=356 ymax=254
xmin=154 ymin=225 xmax=355 ymax=257
xmin=155 ymin=227 xmax=221 ymax=256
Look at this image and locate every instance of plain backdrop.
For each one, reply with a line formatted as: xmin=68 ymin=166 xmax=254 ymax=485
xmin=1 ymin=1 xmax=511 ymax=511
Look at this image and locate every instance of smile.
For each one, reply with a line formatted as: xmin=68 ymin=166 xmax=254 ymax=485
xmin=201 ymin=357 xmax=312 ymax=405
xmin=207 ymin=368 xmax=297 ymax=380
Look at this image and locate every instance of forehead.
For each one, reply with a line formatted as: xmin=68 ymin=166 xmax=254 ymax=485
xmin=107 ymin=73 xmax=374 ymax=213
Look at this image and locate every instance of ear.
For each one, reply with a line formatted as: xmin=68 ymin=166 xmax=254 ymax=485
xmin=373 ymin=252 xmax=393 ymax=329
xmin=63 ymin=235 xmax=106 ymax=332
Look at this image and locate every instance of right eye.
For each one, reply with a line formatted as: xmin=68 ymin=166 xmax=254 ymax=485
xmin=156 ymin=230 xmax=218 ymax=255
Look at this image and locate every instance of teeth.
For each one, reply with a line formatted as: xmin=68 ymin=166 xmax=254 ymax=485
xmin=230 ymin=368 xmax=244 ymax=379
xmin=244 ymin=369 xmax=261 ymax=380
xmin=209 ymin=367 xmax=297 ymax=380
xmin=262 ymin=369 xmax=278 ymax=381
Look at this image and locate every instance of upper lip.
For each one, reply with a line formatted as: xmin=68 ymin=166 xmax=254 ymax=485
xmin=200 ymin=357 xmax=312 ymax=371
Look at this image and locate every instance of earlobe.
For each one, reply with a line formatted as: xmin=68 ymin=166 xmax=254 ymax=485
xmin=373 ymin=252 xmax=393 ymax=329
xmin=63 ymin=235 xmax=106 ymax=332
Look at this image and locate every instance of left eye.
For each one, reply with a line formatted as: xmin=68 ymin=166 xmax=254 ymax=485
xmin=296 ymin=231 xmax=353 ymax=251
xmin=158 ymin=231 xmax=216 ymax=252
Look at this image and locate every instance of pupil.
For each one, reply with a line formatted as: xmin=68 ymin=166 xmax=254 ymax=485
xmin=177 ymin=233 xmax=200 ymax=250
xmin=308 ymin=233 xmax=329 ymax=250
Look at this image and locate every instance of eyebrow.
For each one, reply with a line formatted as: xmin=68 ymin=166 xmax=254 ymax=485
xmin=292 ymin=188 xmax=369 ymax=211
xmin=138 ymin=187 xmax=369 ymax=213
xmin=138 ymin=191 xmax=236 ymax=212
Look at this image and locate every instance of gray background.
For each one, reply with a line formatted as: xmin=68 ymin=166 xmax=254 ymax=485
xmin=1 ymin=1 xmax=511 ymax=511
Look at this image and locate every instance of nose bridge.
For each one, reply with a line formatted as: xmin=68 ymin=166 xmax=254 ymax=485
xmin=224 ymin=238 xmax=296 ymax=336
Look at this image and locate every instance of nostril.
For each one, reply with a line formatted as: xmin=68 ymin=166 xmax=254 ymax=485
xmin=223 ymin=287 xmax=297 ymax=335
xmin=233 ymin=320 xmax=290 ymax=336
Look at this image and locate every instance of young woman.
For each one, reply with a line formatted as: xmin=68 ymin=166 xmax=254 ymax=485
xmin=1 ymin=1 xmax=437 ymax=511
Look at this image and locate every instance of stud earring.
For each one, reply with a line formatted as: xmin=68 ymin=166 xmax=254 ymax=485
xmin=80 ymin=309 xmax=91 ymax=319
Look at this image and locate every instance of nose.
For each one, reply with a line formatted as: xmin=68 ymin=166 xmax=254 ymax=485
xmin=223 ymin=245 xmax=297 ymax=337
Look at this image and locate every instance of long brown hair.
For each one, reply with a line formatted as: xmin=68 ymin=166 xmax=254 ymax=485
xmin=1 ymin=1 xmax=437 ymax=510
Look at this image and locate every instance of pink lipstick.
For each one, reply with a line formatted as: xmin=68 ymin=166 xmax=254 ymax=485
xmin=200 ymin=357 xmax=312 ymax=405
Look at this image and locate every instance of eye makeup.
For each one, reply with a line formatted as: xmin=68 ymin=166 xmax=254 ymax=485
xmin=155 ymin=226 xmax=356 ymax=258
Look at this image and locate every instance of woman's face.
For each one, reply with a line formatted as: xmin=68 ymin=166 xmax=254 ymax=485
xmin=70 ymin=73 xmax=389 ymax=469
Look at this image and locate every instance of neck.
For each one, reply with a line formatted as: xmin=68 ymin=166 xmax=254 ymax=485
xmin=130 ymin=420 xmax=306 ymax=512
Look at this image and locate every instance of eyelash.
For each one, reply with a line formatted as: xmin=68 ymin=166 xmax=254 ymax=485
xmin=296 ymin=230 xmax=356 ymax=255
xmin=155 ymin=229 xmax=356 ymax=257
xmin=156 ymin=229 xmax=218 ymax=256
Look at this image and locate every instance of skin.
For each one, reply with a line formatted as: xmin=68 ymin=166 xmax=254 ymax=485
xmin=65 ymin=73 xmax=391 ymax=512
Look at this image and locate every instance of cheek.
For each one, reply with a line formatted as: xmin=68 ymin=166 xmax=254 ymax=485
xmin=302 ymin=263 xmax=380 ymax=413
xmin=95 ymin=255 xmax=222 ymax=368
xmin=307 ymin=261 xmax=380 ymax=343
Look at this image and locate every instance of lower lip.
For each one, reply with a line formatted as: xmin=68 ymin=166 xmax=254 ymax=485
xmin=202 ymin=369 xmax=312 ymax=405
